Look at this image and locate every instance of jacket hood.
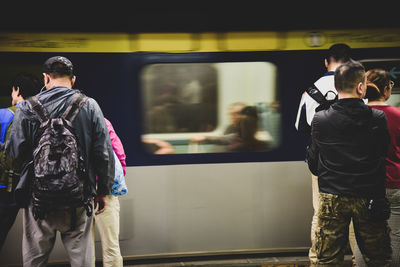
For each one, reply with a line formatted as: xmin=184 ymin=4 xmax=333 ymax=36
xmin=36 ymin=87 xmax=77 ymax=115
xmin=20 ymin=86 xmax=77 ymax=118
xmin=329 ymin=98 xmax=372 ymax=130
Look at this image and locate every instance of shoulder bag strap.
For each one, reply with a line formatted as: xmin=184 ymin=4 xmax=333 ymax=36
xmin=305 ymin=84 xmax=328 ymax=105
xmin=7 ymin=105 xmax=18 ymax=114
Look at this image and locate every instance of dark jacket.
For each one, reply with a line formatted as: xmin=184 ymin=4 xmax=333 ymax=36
xmin=5 ymin=86 xmax=114 ymax=207
xmin=307 ymin=98 xmax=389 ymax=198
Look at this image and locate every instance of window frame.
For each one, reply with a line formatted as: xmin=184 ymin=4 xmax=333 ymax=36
xmin=129 ymin=51 xmax=291 ymax=165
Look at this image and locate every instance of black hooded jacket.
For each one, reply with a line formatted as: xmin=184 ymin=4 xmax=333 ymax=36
xmin=307 ymin=98 xmax=390 ymax=198
xmin=5 ymin=87 xmax=114 ymax=207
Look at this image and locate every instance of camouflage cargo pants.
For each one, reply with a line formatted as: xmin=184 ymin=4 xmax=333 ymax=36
xmin=310 ymin=193 xmax=391 ymax=267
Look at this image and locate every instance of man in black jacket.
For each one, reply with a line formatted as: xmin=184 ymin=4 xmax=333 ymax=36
xmin=307 ymin=60 xmax=392 ymax=266
xmin=5 ymin=56 xmax=114 ymax=266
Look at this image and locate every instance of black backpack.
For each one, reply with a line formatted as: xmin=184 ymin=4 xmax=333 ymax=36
xmin=306 ymin=84 xmax=338 ymax=112
xmin=26 ymin=93 xmax=93 ymax=226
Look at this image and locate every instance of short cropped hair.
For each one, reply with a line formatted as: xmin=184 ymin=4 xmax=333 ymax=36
xmin=12 ymin=72 xmax=41 ymax=99
xmin=326 ymin=43 xmax=351 ymax=64
xmin=365 ymin=69 xmax=391 ymax=101
xmin=43 ymin=56 xmax=74 ymax=78
xmin=334 ymin=60 xmax=365 ymax=93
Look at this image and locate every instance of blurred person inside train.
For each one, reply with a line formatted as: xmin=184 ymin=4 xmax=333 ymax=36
xmin=190 ymin=101 xmax=247 ymax=147
xmin=294 ymin=43 xmax=358 ymax=264
xmin=228 ymin=105 xmax=269 ymax=152
xmin=307 ymin=60 xmax=391 ymax=266
xmin=354 ymin=69 xmax=400 ymax=267
xmin=258 ymin=101 xmax=281 ymax=149
xmin=92 ymin=117 xmax=126 ymax=267
xmin=0 ymin=73 xmax=40 ymax=251
xmin=191 ymin=104 xmax=269 ymax=152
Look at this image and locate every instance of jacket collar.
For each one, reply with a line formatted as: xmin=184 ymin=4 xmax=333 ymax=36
xmin=323 ymin=71 xmax=335 ymax=77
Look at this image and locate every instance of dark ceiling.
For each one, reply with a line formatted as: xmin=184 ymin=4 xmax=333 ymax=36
xmin=1 ymin=6 xmax=399 ymax=33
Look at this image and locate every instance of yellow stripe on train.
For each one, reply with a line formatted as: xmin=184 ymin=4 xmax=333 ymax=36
xmin=1 ymin=28 xmax=400 ymax=53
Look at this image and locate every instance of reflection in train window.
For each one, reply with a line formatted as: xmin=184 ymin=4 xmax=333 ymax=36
xmin=141 ymin=62 xmax=280 ymax=154
xmin=142 ymin=64 xmax=218 ymax=133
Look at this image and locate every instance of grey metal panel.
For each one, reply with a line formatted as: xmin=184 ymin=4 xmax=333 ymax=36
xmin=0 ymin=161 xmax=313 ymax=265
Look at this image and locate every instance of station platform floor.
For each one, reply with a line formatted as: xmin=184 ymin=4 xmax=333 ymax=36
xmin=128 ymin=257 xmax=353 ymax=267
xmin=122 ymin=254 xmax=353 ymax=267
xmin=44 ymin=253 xmax=353 ymax=267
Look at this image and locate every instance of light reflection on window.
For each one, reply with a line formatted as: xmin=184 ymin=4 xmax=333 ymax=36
xmin=142 ymin=64 xmax=217 ymax=134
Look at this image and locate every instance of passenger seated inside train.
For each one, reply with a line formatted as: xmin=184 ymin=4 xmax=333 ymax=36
xmin=228 ymin=106 xmax=270 ymax=152
xmin=190 ymin=105 xmax=271 ymax=153
xmin=190 ymin=102 xmax=247 ymax=147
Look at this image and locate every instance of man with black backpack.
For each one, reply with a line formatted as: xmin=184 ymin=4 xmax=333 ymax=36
xmin=0 ymin=73 xmax=40 ymax=251
xmin=294 ymin=43 xmax=355 ymax=263
xmin=5 ymin=56 xmax=115 ymax=267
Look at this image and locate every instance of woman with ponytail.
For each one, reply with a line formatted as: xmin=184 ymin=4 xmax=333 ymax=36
xmin=356 ymin=68 xmax=400 ymax=266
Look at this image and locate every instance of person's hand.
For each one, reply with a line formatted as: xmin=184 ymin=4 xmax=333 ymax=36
xmin=94 ymin=194 xmax=107 ymax=215
xmin=190 ymin=136 xmax=205 ymax=142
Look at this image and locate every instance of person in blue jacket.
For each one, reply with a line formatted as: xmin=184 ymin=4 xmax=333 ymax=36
xmin=0 ymin=72 xmax=40 ymax=251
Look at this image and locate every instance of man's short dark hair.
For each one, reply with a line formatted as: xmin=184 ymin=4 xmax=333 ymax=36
xmin=43 ymin=56 xmax=74 ymax=78
xmin=12 ymin=72 xmax=41 ymax=99
xmin=334 ymin=60 xmax=365 ymax=93
xmin=326 ymin=43 xmax=351 ymax=64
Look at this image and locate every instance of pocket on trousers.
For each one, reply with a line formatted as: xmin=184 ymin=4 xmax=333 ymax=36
xmin=319 ymin=193 xmax=338 ymax=219
xmin=367 ymin=197 xmax=390 ymax=221
xmin=314 ymin=227 xmax=324 ymax=258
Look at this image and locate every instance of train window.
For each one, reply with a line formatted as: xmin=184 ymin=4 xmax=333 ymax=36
xmin=141 ymin=62 xmax=280 ymax=154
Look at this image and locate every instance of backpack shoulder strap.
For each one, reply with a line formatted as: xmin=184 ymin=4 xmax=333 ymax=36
xmin=7 ymin=105 xmax=18 ymax=114
xmin=26 ymin=96 xmax=49 ymax=123
xmin=305 ymin=84 xmax=327 ymax=105
xmin=62 ymin=93 xmax=89 ymax=122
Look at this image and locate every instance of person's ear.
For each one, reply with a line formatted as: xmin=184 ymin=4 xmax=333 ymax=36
xmin=356 ymin=82 xmax=365 ymax=98
xmin=14 ymin=86 xmax=20 ymax=96
xmin=71 ymin=75 xmax=76 ymax=87
xmin=384 ymin=86 xmax=391 ymax=100
xmin=43 ymin=73 xmax=50 ymax=86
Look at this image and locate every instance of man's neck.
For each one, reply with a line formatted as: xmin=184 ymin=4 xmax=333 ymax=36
xmin=338 ymin=91 xmax=360 ymax=99
xmin=367 ymin=99 xmax=387 ymax=106
xmin=327 ymin=62 xmax=342 ymax=72
xmin=14 ymin=96 xmax=24 ymax=105
xmin=46 ymin=78 xmax=72 ymax=90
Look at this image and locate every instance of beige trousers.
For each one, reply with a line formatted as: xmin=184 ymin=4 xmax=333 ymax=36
xmin=310 ymin=174 xmax=357 ymax=266
xmin=92 ymin=195 xmax=123 ymax=267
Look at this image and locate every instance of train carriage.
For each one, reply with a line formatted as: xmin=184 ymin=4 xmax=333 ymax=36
xmin=0 ymin=28 xmax=400 ymax=265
